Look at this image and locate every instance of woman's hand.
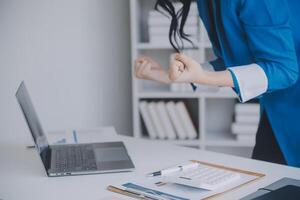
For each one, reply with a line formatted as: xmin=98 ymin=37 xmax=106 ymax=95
xmin=169 ymin=53 xmax=204 ymax=83
xmin=134 ymin=56 xmax=171 ymax=84
xmin=135 ymin=54 xmax=234 ymax=88
xmin=169 ymin=53 xmax=234 ymax=87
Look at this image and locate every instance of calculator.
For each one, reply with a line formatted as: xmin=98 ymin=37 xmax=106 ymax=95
xmin=163 ymin=164 xmax=241 ymax=190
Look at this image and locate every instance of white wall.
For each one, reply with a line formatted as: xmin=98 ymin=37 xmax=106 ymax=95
xmin=0 ymin=0 xmax=132 ymax=143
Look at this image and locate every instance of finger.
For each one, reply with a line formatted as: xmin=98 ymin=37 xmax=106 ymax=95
xmin=172 ymin=60 xmax=185 ymax=72
xmin=134 ymin=60 xmax=140 ymax=77
xmin=169 ymin=61 xmax=183 ymax=81
xmin=175 ymin=53 xmax=194 ymax=67
xmin=177 ymin=61 xmax=185 ymax=72
xmin=135 ymin=61 xmax=144 ymax=78
xmin=136 ymin=57 xmax=146 ymax=65
xmin=134 ymin=59 xmax=144 ymax=77
xmin=169 ymin=68 xmax=182 ymax=81
xmin=139 ymin=61 xmax=150 ymax=76
xmin=134 ymin=58 xmax=145 ymax=72
xmin=141 ymin=56 xmax=162 ymax=69
xmin=137 ymin=60 xmax=149 ymax=77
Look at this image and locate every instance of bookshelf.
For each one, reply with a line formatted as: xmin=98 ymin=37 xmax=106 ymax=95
xmin=130 ymin=0 xmax=255 ymax=158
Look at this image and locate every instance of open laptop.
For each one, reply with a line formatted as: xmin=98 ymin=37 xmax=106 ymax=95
xmin=16 ymin=81 xmax=135 ymax=177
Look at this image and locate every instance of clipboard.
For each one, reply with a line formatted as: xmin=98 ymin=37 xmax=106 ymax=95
xmin=107 ymin=160 xmax=265 ymax=200
xmin=191 ymin=160 xmax=265 ymax=199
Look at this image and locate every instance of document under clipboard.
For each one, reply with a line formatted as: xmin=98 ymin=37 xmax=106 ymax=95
xmin=107 ymin=160 xmax=265 ymax=200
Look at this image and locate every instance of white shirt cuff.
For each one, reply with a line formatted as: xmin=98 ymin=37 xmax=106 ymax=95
xmin=229 ymin=63 xmax=268 ymax=102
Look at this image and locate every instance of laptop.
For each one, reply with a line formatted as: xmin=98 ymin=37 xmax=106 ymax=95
xmin=16 ymin=81 xmax=135 ymax=177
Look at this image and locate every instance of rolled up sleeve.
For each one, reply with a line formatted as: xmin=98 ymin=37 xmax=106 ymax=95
xmin=233 ymin=0 xmax=299 ymax=102
xmin=229 ymin=64 xmax=268 ymax=102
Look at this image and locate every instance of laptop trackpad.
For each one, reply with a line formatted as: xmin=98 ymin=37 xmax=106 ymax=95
xmin=94 ymin=146 xmax=132 ymax=171
xmin=94 ymin=147 xmax=129 ymax=162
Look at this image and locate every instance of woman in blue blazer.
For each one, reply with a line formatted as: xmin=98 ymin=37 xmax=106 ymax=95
xmin=135 ymin=0 xmax=300 ymax=167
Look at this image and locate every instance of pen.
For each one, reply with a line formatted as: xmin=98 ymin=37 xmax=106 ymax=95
xmin=147 ymin=162 xmax=199 ymax=177
xmin=107 ymin=185 xmax=160 ymax=200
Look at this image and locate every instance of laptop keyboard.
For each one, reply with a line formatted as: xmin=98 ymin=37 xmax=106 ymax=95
xmin=54 ymin=145 xmax=97 ymax=172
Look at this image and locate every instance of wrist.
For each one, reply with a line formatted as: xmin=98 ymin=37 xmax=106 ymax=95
xmin=201 ymin=70 xmax=215 ymax=85
xmin=193 ymin=70 xmax=234 ymax=87
xmin=191 ymin=69 xmax=209 ymax=84
xmin=160 ymin=71 xmax=172 ymax=84
xmin=164 ymin=72 xmax=172 ymax=84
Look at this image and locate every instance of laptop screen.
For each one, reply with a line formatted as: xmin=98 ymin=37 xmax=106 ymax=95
xmin=15 ymin=82 xmax=50 ymax=168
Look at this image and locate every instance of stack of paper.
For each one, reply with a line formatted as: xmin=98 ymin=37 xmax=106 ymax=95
xmin=148 ymin=2 xmax=199 ymax=46
xmin=232 ymin=103 xmax=260 ymax=142
xmin=139 ymin=101 xmax=197 ymax=140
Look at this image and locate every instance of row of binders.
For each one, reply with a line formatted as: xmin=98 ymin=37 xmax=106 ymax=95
xmin=231 ymin=103 xmax=260 ymax=142
xmin=139 ymin=101 xmax=197 ymax=140
xmin=148 ymin=2 xmax=199 ymax=46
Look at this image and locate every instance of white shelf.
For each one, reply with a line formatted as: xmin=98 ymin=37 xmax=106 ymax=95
xmin=138 ymin=90 xmax=237 ymax=99
xmin=138 ymin=91 xmax=199 ymax=99
xmin=202 ymin=89 xmax=237 ymax=98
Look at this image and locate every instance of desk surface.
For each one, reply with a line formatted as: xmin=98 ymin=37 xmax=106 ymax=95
xmin=1 ymin=128 xmax=300 ymax=200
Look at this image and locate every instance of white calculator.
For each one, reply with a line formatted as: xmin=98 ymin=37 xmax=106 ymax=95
xmin=163 ymin=163 xmax=241 ymax=190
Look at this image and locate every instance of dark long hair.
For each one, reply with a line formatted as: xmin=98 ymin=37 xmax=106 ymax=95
xmin=155 ymin=0 xmax=194 ymax=52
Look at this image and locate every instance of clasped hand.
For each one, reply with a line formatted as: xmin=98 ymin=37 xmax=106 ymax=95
xmin=134 ymin=53 xmax=205 ymax=84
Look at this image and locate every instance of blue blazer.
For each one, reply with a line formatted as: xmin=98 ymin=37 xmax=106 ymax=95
xmin=197 ymin=0 xmax=300 ymax=167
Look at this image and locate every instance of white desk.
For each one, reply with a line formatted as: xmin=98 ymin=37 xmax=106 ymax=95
xmin=1 ymin=128 xmax=300 ymax=200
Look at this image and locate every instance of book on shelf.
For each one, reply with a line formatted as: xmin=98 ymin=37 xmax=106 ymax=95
xmin=235 ymin=114 xmax=260 ymax=124
xmin=166 ymin=101 xmax=188 ymax=140
xmin=236 ymin=134 xmax=256 ymax=142
xmin=139 ymin=101 xmax=157 ymax=139
xmin=175 ymin=102 xmax=197 ymax=139
xmin=232 ymin=103 xmax=260 ymax=141
xmin=235 ymin=103 xmax=260 ymax=115
xmin=148 ymin=2 xmax=199 ymax=18
xmin=149 ymin=25 xmax=199 ymax=36
xmin=140 ymin=101 xmax=198 ymax=140
xmin=156 ymin=101 xmax=177 ymax=140
xmin=231 ymin=122 xmax=258 ymax=135
xmin=149 ymin=35 xmax=198 ymax=46
xmin=148 ymin=102 xmax=167 ymax=139
xmin=148 ymin=16 xmax=198 ymax=26
xmin=173 ymin=2 xmax=199 ymax=15
xmin=170 ymin=83 xmax=194 ymax=92
xmin=148 ymin=5 xmax=200 ymax=46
